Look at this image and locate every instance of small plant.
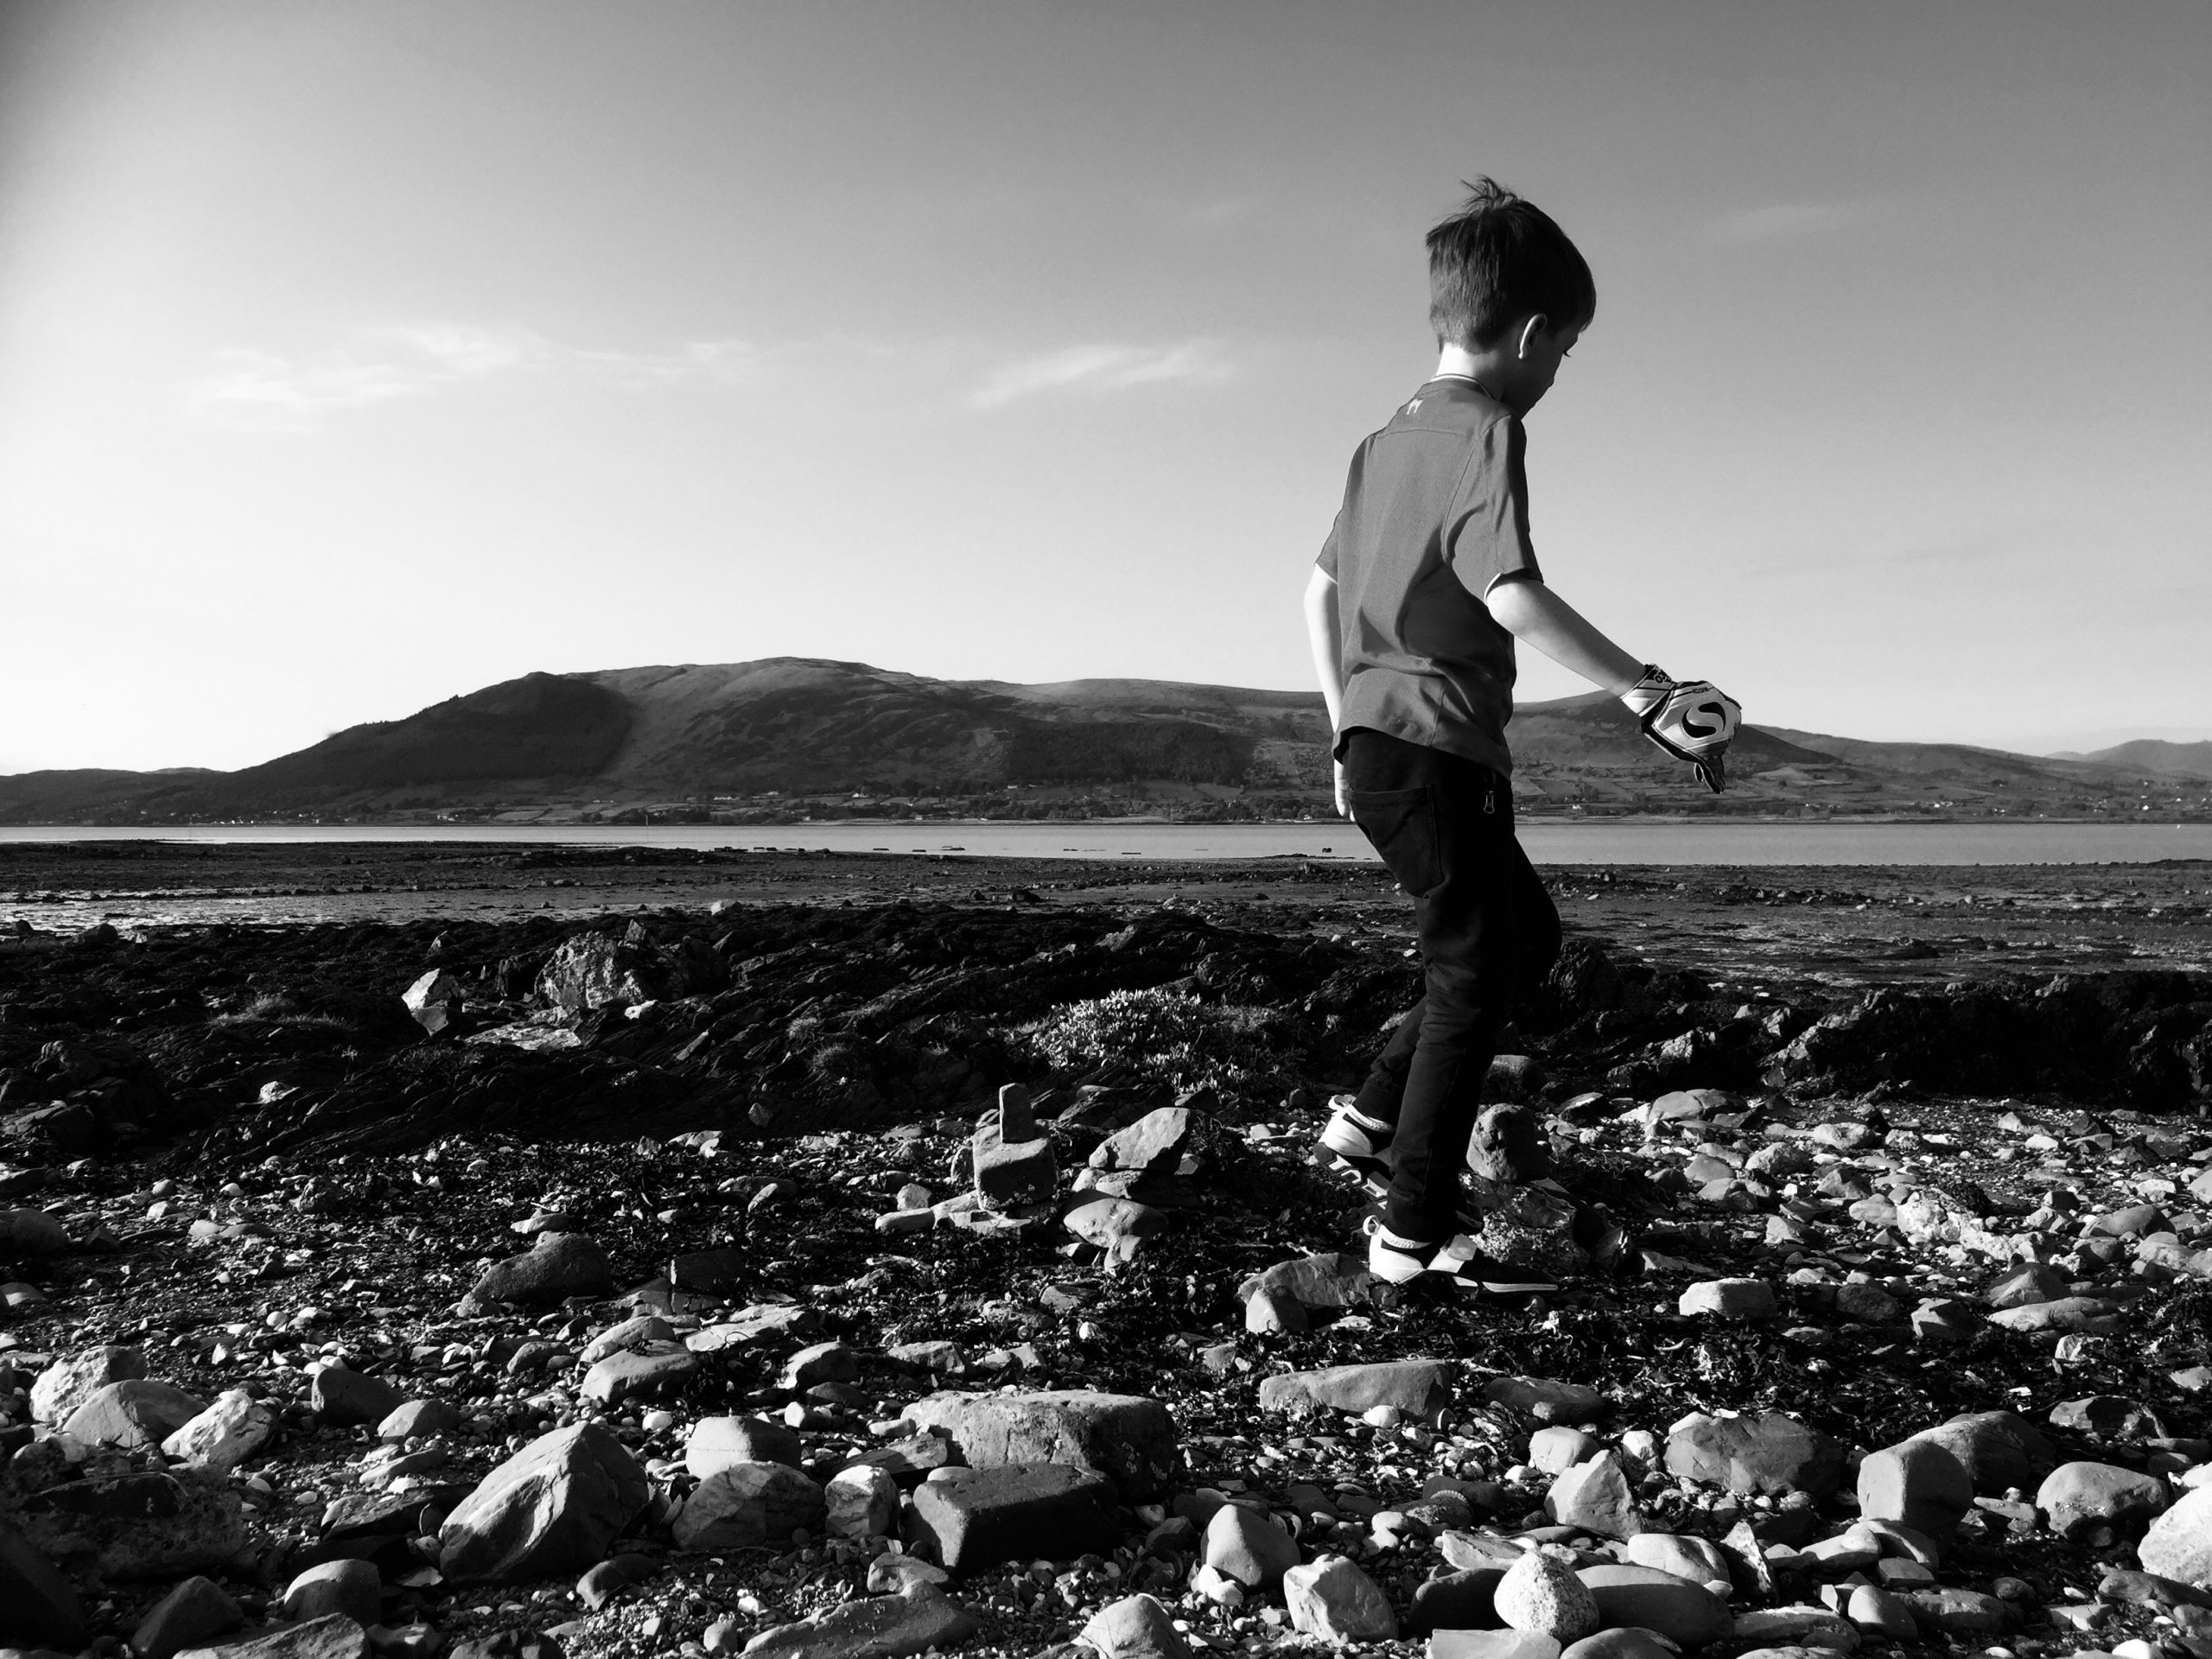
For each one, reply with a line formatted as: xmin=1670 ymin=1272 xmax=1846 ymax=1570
xmin=1020 ymin=986 xmax=1278 ymax=1093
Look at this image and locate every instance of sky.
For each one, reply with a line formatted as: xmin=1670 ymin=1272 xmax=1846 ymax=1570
xmin=2 ymin=0 xmax=2207 ymax=773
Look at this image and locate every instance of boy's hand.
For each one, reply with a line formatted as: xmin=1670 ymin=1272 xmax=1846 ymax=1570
xmin=1621 ymin=666 xmax=1742 ymax=793
xmin=1333 ymin=760 xmax=1351 ymax=819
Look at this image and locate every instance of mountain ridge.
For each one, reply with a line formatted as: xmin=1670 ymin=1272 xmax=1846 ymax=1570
xmin=3 ymin=656 xmax=2208 ymax=823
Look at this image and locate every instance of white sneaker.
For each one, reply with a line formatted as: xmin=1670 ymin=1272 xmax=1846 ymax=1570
xmin=1318 ymin=1094 xmax=1394 ymax=1194
xmin=1366 ymin=1224 xmax=1559 ymax=1296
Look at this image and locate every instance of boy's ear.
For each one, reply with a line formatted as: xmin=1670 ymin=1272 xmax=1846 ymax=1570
xmin=1515 ymin=315 xmax=1550 ymax=359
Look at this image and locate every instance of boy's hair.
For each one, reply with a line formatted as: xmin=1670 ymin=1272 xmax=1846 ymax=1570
xmin=1427 ymin=177 xmax=1596 ymax=350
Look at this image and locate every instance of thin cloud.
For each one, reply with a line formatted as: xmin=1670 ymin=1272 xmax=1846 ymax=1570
xmin=1715 ymin=200 xmax=1874 ymax=245
xmin=968 ymin=340 xmax=1232 ymax=411
xmin=187 ymin=326 xmax=766 ymax=425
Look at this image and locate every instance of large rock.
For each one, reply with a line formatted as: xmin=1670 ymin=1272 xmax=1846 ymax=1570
xmin=1429 ymin=1636 xmax=1562 ymax=1659
xmin=823 ymin=1465 xmax=898 ymax=1540
xmin=1203 ymin=1503 xmax=1300 ymax=1591
xmin=972 ymin=1096 xmax=1056 ymax=1206
xmin=1468 ymin=1102 xmax=1552 ymax=1182
xmin=29 ymin=1344 xmax=144 ymax=1423
xmin=687 ymin=1414 xmax=805 ymax=1477
xmin=164 ymin=1389 xmax=278 ymax=1472
xmin=672 ymin=1462 xmax=825 ymax=1551
xmin=310 ymin=1366 xmax=405 ymax=1427
xmin=740 ymin=1585 xmax=976 ymax=1659
xmin=1259 ymin=1360 xmax=1453 ymax=1421
xmin=1089 ymin=1107 xmax=1193 ymax=1175
xmin=0 ymin=1206 xmax=69 ymax=1253
xmin=1624 ymin=1533 xmax=1732 ymax=1588
xmin=130 ymin=1575 xmax=242 ymax=1659
xmin=62 ymin=1379 xmax=208 ymax=1449
xmin=175 ymin=1614 xmax=368 ymax=1659
xmin=581 ymin=1344 xmax=698 ymax=1405
xmin=1665 ymin=1411 xmax=1843 ymax=1498
xmin=1915 ymin=1411 xmax=2057 ymax=1497
xmin=1408 ymin=1567 xmax=1506 ymax=1634
xmin=1546 ymin=1452 xmax=1643 ymax=1540
xmin=437 ymin=1422 xmax=651 ymax=1581
xmin=2141 ymin=1486 xmax=2212 ymax=1587
xmin=2036 ymin=1461 xmax=2168 ymax=1539
xmin=1577 ymin=1563 xmax=1734 ymax=1648
xmin=0 ymin=1521 xmax=86 ymax=1647
xmin=906 ymin=1463 xmax=1118 ymax=1575
xmin=1497 ymin=1550 xmax=1600 ymax=1641
xmin=17 ymin=1469 xmax=246 ymax=1580
xmin=1283 ymin=1554 xmax=1399 ymax=1643
xmin=458 ymin=1233 xmax=613 ymax=1313
xmin=280 ymin=1560 xmax=381 ymax=1627
xmin=1080 ymin=1592 xmax=1194 ymax=1659
xmin=1857 ymin=1438 xmax=1972 ymax=1536
xmin=903 ymin=1389 xmax=1178 ymax=1500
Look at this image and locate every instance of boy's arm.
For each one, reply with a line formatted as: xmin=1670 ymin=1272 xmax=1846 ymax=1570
xmin=1484 ymin=575 xmax=1643 ymax=694
xmin=1302 ymin=566 xmax=1350 ymax=818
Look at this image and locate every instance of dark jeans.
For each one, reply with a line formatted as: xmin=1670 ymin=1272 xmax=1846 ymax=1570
xmin=1342 ymin=728 xmax=1561 ymax=1242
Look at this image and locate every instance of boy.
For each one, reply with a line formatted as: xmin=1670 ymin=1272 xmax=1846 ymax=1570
xmin=1302 ymin=177 xmax=1740 ymax=1292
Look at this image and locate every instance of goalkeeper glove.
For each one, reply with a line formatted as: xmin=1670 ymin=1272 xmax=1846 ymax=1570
xmin=1621 ymin=665 xmax=1742 ymax=794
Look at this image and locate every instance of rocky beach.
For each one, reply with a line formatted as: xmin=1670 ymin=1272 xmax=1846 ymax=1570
xmin=6 ymin=842 xmax=2212 ymax=1659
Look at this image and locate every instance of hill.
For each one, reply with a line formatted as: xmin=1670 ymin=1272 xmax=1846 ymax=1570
xmin=3 ymin=658 xmax=2208 ymax=823
xmin=2050 ymin=739 xmax=2212 ymax=780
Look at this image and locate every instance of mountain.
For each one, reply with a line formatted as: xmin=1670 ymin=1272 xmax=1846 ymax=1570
xmin=3 ymin=658 xmax=2208 ymax=823
xmin=2049 ymin=739 xmax=2212 ymax=780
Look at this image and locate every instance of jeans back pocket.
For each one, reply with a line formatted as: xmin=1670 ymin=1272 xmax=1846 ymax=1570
xmin=1347 ymin=785 xmax=1444 ymax=898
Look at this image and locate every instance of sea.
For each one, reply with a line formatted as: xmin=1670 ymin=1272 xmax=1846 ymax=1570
xmin=3 ymin=821 xmax=2210 ymax=866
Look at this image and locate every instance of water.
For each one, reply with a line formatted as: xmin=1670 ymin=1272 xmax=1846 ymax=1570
xmin=3 ymin=819 xmax=2209 ymax=865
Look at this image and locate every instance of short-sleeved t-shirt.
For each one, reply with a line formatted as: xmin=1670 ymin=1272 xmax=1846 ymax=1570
xmin=1316 ymin=377 xmax=1541 ymax=776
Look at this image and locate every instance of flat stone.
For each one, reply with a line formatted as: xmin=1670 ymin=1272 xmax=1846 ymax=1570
xmin=29 ymin=1344 xmax=145 ymax=1424
xmin=1577 ymin=1563 xmax=1734 ymax=1648
xmin=673 ymin=1461 xmax=825 ymax=1551
xmin=1259 ymin=1360 xmax=1453 ymax=1421
xmin=1235 ymin=1251 xmax=1376 ymax=1316
xmin=1986 ymin=1296 xmax=2123 ymax=1333
xmin=17 ymin=1468 xmax=246 ymax=1580
xmin=377 ymin=1399 xmax=463 ymax=1442
xmin=581 ymin=1344 xmax=698 ymax=1405
xmin=686 ymin=1302 xmax=817 ymax=1351
xmin=579 ymin=1315 xmax=677 ymax=1366
xmin=903 ymin=1389 xmax=1178 ymax=1500
xmin=688 ymin=1415 xmax=806 ymax=1478
xmin=437 ymin=1422 xmax=651 ymax=1581
xmin=175 ymin=1614 xmax=367 ymax=1659
xmin=1731 ymin=1605 xmax=1863 ymax=1651
xmin=1429 ymin=1636 xmax=1561 ymax=1659
xmin=841 ymin=1430 xmax=963 ymax=1488
xmin=1984 ymin=1262 xmax=2069 ymax=1308
xmin=1546 ymin=1452 xmax=1643 ymax=1540
xmin=1858 ymin=1438 xmax=1972 ymax=1536
xmin=1065 ymin=1198 xmax=1166 ymax=1251
xmin=1530 ymin=1427 xmax=1601 ymax=1474
xmin=310 ymin=1366 xmax=404 ymax=1427
xmin=1497 ymin=1550 xmax=1600 ymax=1641
xmin=62 ymin=1379 xmax=208 ymax=1449
xmin=458 ymin=1233 xmax=613 ymax=1313
xmin=1666 ymin=1410 xmax=1843 ymax=1498
xmin=1088 ymin=1108 xmax=1192 ymax=1175
xmin=906 ymin=1462 xmax=1118 ymax=1575
xmin=1484 ymin=1377 xmax=1608 ymax=1426
xmin=739 ymin=1584 xmax=976 ymax=1659
xmin=1078 ymin=1592 xmax=1194 ymax=1659
xmin=0 ymin=1521 xmax=86 ymax=1649
xmin=2037 ymin=1461 xmax=2168 ymax=1539
xmin=130 ymin=1575 xmax=240 ymax=1659
xmin=1283 ymin=1553 xmax=1400 ymax=1643
xmin=1898 ymin=1587 xmax=2009 ymax=1633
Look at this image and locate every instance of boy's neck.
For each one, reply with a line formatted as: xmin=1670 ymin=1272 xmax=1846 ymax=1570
xmin=1432 ymin=342 xmax=1504 ymax=397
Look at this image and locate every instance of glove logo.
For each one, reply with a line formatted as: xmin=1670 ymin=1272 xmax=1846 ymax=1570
xmin=1683 ymin=702 xmax=1724 ymax=738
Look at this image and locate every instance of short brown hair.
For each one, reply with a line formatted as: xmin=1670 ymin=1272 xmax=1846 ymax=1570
xmin=1427 ymin=177 xmax=1596 ymax=349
